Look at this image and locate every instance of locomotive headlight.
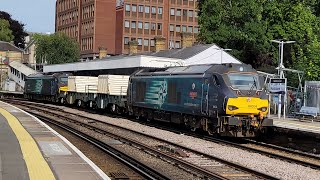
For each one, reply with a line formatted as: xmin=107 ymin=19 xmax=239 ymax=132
xmin=228 ymin=105 xmax=239 ymax=111
xmin=258 ymin=107 xmax=267 ymax=112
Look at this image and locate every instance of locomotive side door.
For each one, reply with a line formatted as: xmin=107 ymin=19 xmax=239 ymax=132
xmin=201 ymin=79 xmax=210 ymax=115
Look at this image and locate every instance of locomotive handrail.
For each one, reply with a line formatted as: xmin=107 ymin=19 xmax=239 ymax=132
xmin=223 ymin=96 xmax=227 ymax=111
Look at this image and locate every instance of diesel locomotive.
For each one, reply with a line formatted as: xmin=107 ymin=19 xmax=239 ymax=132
xmin=23 ymin=63 xmax=272 ymax=137
xmin=127 ymin=64 xmax=272 ymax=137
xmin=24 ymin=73 xmax=70 ymax=101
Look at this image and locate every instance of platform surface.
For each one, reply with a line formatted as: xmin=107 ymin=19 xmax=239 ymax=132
xmin=0 ymin=101 xmax=110 ymax=180
xmin=271 ymin=115 xmax=320 ymax=134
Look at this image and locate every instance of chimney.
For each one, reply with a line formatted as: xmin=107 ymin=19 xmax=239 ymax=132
xmin=154 ymin=36 xmax=166 ymax=52
xmin=181 ymin=32 xmax=193 ymax=48
xmin=128 ymin=40 xmax=138 ymax=55
xmin=99 ymin=47 xmax=107 ymax=59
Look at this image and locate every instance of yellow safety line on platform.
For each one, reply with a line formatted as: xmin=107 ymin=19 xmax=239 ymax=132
xmin=0 ymin=108 xmax=56 ymax=180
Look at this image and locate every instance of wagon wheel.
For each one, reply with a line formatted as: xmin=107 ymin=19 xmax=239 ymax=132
xmin=77 ymin=100 xmax=82 ymax=107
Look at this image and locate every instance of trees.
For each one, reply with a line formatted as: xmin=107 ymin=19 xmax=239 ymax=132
xmin=198 ymin=0 xmax=320 ymax=80
xmin=263 ymin=1 xmax=320 ymax=80
xmin=197 ymin=0 xmax=271 ymax=68
xmin=0 ymin=19 xmax=13 ymax=42
xmin=34 ymin=32 xmax=80 ymax=64
xmin=0 ymin=11 xmax=28 ymax=48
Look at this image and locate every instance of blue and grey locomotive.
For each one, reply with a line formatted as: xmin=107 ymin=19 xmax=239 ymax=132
xmin=127 ymin=63 xmax=272 ymax=137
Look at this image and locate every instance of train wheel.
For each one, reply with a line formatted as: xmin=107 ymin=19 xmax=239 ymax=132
xmin=77 ymin=100 xmax=82 ymax=107
xmin=60 ymin=98 xmax=65 ymax=104
xmin=111 ymin=104 xmax=116 ymax=113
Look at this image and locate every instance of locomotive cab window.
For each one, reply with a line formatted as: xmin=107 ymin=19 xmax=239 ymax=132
xmin=212 ymin=75 xmax=220 ymax=87
xmin=228 ymin=73 xmax=260 ymax=90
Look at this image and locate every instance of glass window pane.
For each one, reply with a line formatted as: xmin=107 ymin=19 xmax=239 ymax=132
xmin=151 ymin=6 xmax=156 ymax=14
xmin=125 ymin=21 xmax=130 ymax=28
xmin=188 ymin=10 xmax=193 ymax=17
xmin=176 ymin=25 xmax=180 ymax=32
xmin=131 ymin=21 xmax=136 ymax=28
xmin=150 ymin=39 xmax=155 ymax=46
xmin=145 ymin=6 xmax=150 ymax=13
xmin=124 ymin=37 xmax=129 ymax=44
xmin=175 ymin=41 xmax=180 ymax=48
xmin=151 ymin=23 xmax=156 ymax=30
xmin=170 ymin=24 xmax=174 ymax=31
xmin=176 ymin=9 xmax=181 ymax=16
xmin=125 ymin=4 xmax=130 ymax=11
xmin=170 ymin=8 xmax=175 ymax=16
xmin=139 ymin=5 xmax=143 ymax=12
xmin=182 ymin=25 xmax=187 ymax=32
xmin=144 ymin=39 xmax=149 ymax=46
xmin=188 ymin=26 xmax=193 ymax=32
xmin=194 ymin=27 xmax=199 ymax=33
xmin=144 ymin=22 xmax=149 ymax=29
xmin=138 ymin=22 xmax=143 ymax=29
xmin=132 ymin=5 xmax=137 ymax=12
xmin=138 ymin=38 xmax=142 ymax=45
xmin=158 ymin=7 xmax=163 ymax=14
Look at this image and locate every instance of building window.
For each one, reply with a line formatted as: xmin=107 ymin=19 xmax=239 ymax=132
xmin=151 ymin=6 xmax=156 ymax=14
xmin=195 ymin=11 xmax=198 ymax=18
xmin=170 ymin=8 xmax=175 ymax=16
xmin=175 ymin=41 xmax=180 ymax=48
xmin=132 ymin=21 xmax=136 ymax=28
xmin=182 ymin=25 xmax=187 ymax=32
xmin=124 ymin=37 xmax=129 ymax=45
xmin=170 ymin=24 xmax=174 ymax=31
xmin=138 ymin=22 xmax=143 ymax=29
xmin=144 ymin=39 xmax=149 ymax=46
xmin=145 ymin=6 xmax=150 ymax=13
xmin=158 ymin=7 xmax=163 ymax=14
xmin=144 ymin=22 xmax=149 ymax=29
xmin=151 ymin=23 xmax=156 ymax=30
xmin=176 ymin=25 xmax=180 ymax=32
xmin=194 ymin=27 xmax=199 ymax=33
xmin=183 ymin=9 xmax=187 ymax=16
xmin=176 ymin=9 xmax=181 ymax=16
xmin=150 ymin=39 xmax=155 ymax=46
xmin=188 ymin=10 xmax=193 ymax=17
xmin=138 ymin=38 xmax=142 ymax=46
xmin=132 ymin=5 xmax=137 ymax=12
xmin=157 ymin=23 xmax=162 ymax=30
xmin=125 ymin=4 xmax=130 ymax=11
xmin=139 ymin=5 xmax=143 ymax=12
xmin=188 ymin=26 xmax=193 ymax=32
xmin=125 ymin=20 xmax=130 ymax=28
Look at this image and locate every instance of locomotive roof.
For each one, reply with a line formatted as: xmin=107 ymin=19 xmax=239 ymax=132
xmin=133 ymin=63 xmax=256 ymax=76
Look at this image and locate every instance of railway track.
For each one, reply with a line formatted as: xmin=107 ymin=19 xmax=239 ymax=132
xmin=4 ymin=99 xmax=278 ymax=180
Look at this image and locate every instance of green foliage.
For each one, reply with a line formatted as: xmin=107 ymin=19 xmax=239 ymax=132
xmin=0 ymin=19 xmax=13 ymax=42
xmin=0 ymin=11 xmax=28 ymax=48
xmin=198 ymin=0 xmax=320 ymax=81
xmin=263 ymin=1 xmax=320 ymax=81
xmin=198 ymin=0 xmax=272 ymax=67
xmin=34 ymin=33 xmax=80 ymax=64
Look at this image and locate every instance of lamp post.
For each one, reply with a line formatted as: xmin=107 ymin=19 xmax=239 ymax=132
xmin=271 ymin=40 xmax=296 ymax=119
xmin=218 ymin=48 xmax=232 ymax=64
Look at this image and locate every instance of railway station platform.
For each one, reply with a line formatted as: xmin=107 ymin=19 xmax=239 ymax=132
xmin=271 ymin=115 xmax=320 ymax=136
xmin=0 ymin=101 xmax=110 ymax=180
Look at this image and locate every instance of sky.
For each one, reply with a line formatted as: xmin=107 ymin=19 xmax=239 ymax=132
xmin=0 ymin=0 xmax=56 ymax=33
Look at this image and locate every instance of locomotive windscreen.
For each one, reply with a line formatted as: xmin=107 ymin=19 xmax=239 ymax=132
xmin=228 ymin=73 xmax=261 ymax=90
